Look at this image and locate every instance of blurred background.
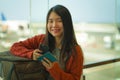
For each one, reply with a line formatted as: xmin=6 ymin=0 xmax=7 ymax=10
xmin=0 ymin=0 xmax=120 ymax=80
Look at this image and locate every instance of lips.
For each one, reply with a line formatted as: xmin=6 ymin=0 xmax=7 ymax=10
xmin=52 ymin=29 xmax=60 ymax=33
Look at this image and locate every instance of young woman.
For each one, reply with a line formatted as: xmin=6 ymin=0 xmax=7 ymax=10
xmin=10 ymin=5 xmax=84 ymax=80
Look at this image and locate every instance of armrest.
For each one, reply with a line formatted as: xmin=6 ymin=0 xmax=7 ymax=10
xmin=0 ymin=51 xmax=33 ymax=62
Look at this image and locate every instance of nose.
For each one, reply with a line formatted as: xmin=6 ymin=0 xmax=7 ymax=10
xmin=53 ymin=21 xmax=57 ymax=27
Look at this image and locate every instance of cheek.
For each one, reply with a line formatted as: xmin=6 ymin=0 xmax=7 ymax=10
xmin=47 ymin=24 xmax=51 ymax=31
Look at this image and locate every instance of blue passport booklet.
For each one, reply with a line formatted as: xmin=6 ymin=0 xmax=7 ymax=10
xmin=37 ymin=52 xmax=57 ymax=62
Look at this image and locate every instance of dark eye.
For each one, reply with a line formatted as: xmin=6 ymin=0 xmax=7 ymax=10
xmin=58 ymin=20 xmax=62 ymax=22
xmin=48 ymin=20 xmax=53 ymax=23
xmin=58 ymin=19 xmax=62 ymax=22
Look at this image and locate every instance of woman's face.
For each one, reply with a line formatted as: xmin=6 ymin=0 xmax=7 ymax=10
xmin=47 ymin=11 xmax=64 ymax=39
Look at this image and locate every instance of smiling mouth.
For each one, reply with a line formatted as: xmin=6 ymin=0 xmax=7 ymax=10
xmin=52 ymin=29 xmax=60 ymax=33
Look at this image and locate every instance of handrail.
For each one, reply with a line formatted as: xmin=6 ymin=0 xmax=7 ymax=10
xmin=84 ymin=57 xmax=120 ymax=69
xmin=83 ymin=55 xmax=120 ymax=80
xmin=0 ymin=51 xmax=120 ymax=69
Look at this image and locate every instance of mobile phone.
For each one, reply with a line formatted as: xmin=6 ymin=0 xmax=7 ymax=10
xmin=37 ymin=52 xmax=57 ymax=62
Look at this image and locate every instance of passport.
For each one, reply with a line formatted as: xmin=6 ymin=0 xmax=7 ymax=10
xmin=37 ymin=52 xmax=57 ymax=62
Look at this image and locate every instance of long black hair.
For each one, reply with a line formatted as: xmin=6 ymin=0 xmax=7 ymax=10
xmin=44 ymin=5 xmax=78 ymax=69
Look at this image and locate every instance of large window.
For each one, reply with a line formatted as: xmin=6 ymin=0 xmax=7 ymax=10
xmin=0 ymin=0 xmax=120 ymax=80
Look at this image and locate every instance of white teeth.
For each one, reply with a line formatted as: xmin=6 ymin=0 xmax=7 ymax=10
xmin=52 ymin=29 xmax=60 ymax=33
xmin=52 ymin=29 xmax=59 ymax=31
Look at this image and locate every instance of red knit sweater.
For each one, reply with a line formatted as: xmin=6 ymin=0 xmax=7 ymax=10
xmin=10 ymin=34 xmax=84 ymax=80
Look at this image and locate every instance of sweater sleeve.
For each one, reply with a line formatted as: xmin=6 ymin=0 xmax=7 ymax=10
xmin=48 ymin=45 xmax=84 ymax=80
xmin=10 ymin=34 xmax=45 ymax=59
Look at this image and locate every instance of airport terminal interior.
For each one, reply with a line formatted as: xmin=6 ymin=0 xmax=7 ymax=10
xmin=0 ymin=0 xmax=120 ymax=80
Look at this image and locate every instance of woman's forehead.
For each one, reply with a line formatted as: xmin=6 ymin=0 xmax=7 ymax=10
xmin=48 ymin=12 xmax=61 ymax=20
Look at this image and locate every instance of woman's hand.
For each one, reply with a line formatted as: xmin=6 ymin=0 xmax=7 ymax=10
xmin=33 ymin=49 xmax=42 ymax=60
xmin=41 ymin=58 xmax=56 ymax=70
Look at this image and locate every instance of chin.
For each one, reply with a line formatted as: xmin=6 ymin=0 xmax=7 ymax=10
xmin=52 ymin=34 xmax=60 ymax=37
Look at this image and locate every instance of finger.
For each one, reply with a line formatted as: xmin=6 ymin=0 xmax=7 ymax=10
xmin=43 ymin=57 xmax=52 ymax=64
xmin=33 ymin=50 xmax=42 ymax=56
xmin=34 ymin=49 xmax=42 ymax=54
xmin=33 ymin=50 xmax=42 ymax=60
xmin=41 ymin=60 xmax=50 ymax=67
xmin=34 ymin=53 xmax=41 ymax=56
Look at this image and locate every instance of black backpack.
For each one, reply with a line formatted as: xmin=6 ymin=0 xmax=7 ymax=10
xmin=0 ymin=51 xmax=49 ymax=80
